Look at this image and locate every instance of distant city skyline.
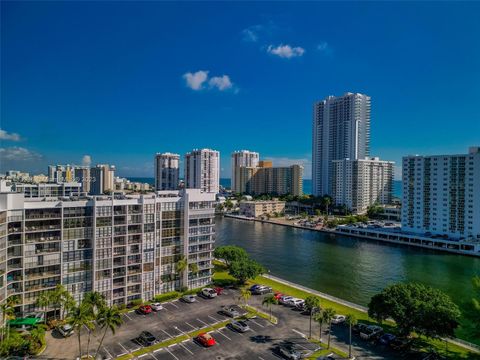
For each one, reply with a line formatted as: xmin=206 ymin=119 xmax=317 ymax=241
xmin=2 ymin=2 xmax=480 ymax=180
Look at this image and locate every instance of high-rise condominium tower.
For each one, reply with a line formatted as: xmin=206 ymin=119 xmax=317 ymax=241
xmin=231 ymin=150 xmax=259 ymax=193
xmin=184 ymin=149 xmax=220 ymax=193
xmin=155 ymin=153 xmax=180 ymax=190
xmin=312 ymin=92 xmax=371 ymax=196
xmin=402 ymin=147 xmax=480 ymax=240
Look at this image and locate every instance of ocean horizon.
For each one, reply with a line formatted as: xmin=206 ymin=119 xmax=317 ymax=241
xmin=127 ymin=177 xmax=403 ymax=198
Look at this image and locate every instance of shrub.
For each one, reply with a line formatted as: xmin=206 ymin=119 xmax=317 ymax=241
xmin=130 ymin=299 xmax=143 ymax=307
xmin=153 ymin=291 xmax=180 ymax=302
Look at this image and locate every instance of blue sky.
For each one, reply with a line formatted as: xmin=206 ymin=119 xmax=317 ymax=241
xmin=1 ymin=2 xmax=480 ymax=179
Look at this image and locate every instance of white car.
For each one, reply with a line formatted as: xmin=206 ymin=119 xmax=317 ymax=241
xmin=182 ymin=295 xmax=196 ymax=303
xmin=285 ymin=298 xmax=303 ymax=307
xmin=57 ymin=324 xmax=74 ymax=337
xmin=331 ymin=315 xmax=346 ymax=324
xmin=201 ymin=288 xmax=217 ymax=299
xmin=278 ymin=295 xmax=294 ymax=305
xmin=150 ymin=302 xmax=164 ymax=311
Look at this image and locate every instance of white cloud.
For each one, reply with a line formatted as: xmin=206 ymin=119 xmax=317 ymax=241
xmin=182 ymin=70 xmax=209 ymax=90
xmin=82 ymin=155 xmax=92 ymax=167
xmin=263 ymin=156 xmax=312 ymax=178
xmin=267 ymin=44 xmax=305 ymax=59
xmin=0 ymin=129 xmax=22 ymax=141
xmin=242 ymin=25 xmax=262 ymax=42
xmin=0 ymin=147 xmax=42 ymax=161
xmin=316 ymin=41 xmax=333 ymax=55
xmin=209 ymin=75 xmax=233 ymax=91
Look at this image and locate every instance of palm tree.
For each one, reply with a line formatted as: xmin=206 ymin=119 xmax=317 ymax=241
xmin=36 ymin=292 xmax=51 ymax=324
xmin=313 ymin=310 xmax=324 ymax=342
xmin=322 ymin=196 xmax=331 ymax=217
xmin=189 ymin=263 xmax=199 ymax=275
xmin=262 ymin=294 xmax=278 ymax=322
xmin=83 ymin=292 xmax=106 ymax=358
xmin=68 ymin=303 xmax=92 ymax=359
xmin=345 ymin=314 xmax=357 ymax=359
xmin=94 ymin=306 xmax=123 ymax=359
xmin=239 ymin=287 xmax=251 ymax=307
xmin=1 ymin=295 xmax=20 ymax=340
xmin=304 ymin=296 xmax=321 ymax=338
xmin=30 ymin=325 xmax=46 ymax=351
xmin=322 ymin=307 xmax=336 ymax=349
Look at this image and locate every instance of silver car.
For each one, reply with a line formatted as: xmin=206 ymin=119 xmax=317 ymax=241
xmin=230 ymin=319 xmax=250 ymax=332
xmin=182 ymin=294 xmax=196 ymax=303
xmin=221 ymin=306 xmax=240 ymax=318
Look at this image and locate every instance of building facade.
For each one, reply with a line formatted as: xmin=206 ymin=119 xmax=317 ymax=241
xmin=154 ymin=153 xmax=180 ymax=191
xmin=239 ymin=200 xmax=286 ymax=218
xmin=0 ymin=189 xmax=215 ymax=314
xmin=401 ymin=147 xmax=480 ymax=240
xmin=184 ymin=149 xmax=220 ymax=194
xmin=13 ymin=182 xmax=83 ymax=198
xmin=332 ymin=157 xmax=394 ymax=214
xmin=312 ymin=93 xmax=371 ymax=197
xmin=231 ymin=150 xmax=260 ymax=193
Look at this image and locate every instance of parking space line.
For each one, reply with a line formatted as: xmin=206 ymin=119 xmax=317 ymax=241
xmin=259 ymin=357 xmax=266 ymax=360
xmin=161 ymin=328 xmax=173 ymax=338
xmin=150 ymin=352 xmax=160 ymax=360
xmin=165 ymin=347 xmax=180 ymax=360
xmin=179 ymin=342 xmax=194 ymax=355
xmin=196 ymin=318 xmax=209 ymax=327
xmin=249 ymin=319 xmax=264 ymax=328
xmin=292 ymin=328 xmax=307 ymax=338
xmin=185 ymin=322 xmax=197 ymax=330
xmin=215 ymin=328 xmax=232 ymax=341
xmin=124 ymin=313 xmax=133 ymax=321
xmin=168 ymin=301 xmax=179 ymax=308
xmin=102 ymin=346 xmax=112 ymax=359
xmin=118 ymin=342 xmax=129 ymax=355
xmin=208 ymin=315 xmax=221 ymax=323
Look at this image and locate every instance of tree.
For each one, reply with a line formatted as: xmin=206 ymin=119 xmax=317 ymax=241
xmin=229 ymin=258 xmax=265 ymax=284
xmin=322 ymin=307 xmax=335 ymax=349
xmin=262 ymin=294 xmax=278 ymax=321
xmin=367 ymin=204 xmax=384 ymax=219
xmin=304 ymin=296 xmax=321 ymax=338
xmin=239 ymin=287 xmax=251 ymax=307
xmin=175 ymin=255 xmax=188 ymax=284
xmin=189 ymin=263 xmax=199 ymax=275
xmin=468 ymin=275 xmax=480 ymax=338
xmin=36 ymin=292 xmax=51 ymax=325
xmin=1 ymin=295 xmax=20 ymax=341
xmin=214 ymin=245 xmax=248 ymax=267
xmin=322 ymin=196 xmax=332 ymax=216
xmin=345 ymin=314 xmax=357 ymax=359
xmin=28 ymin=325 xmax=46 ymax=354
xmin=68 ymin=303 xmax=92 ymax=359
xmin=94 ymin=306 xmax=123 ymax=359
xmin=368 ymin=283 xmax=460 ymax=338
xmin=83 ymin=292 xmax=106 ymax=358
xmin=313 ymin=310 xmax=324 ymax=342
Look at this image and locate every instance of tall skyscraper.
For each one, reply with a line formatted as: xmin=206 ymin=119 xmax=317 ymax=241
xmin=312 ymin=92 xmax=371 ymax=196
xmin=402 ymin=147 xmax=480 ymax=240
xmin=155 ymin=153 xmax=180 ymax=190
xmin=231 ymin=150 xmax=259 ymax=193
xmin=74 ymin=166 xmax=91 ymax=193
xmin=184 ymin=149 xmax=220 ymax=193
xmin=332 ymin=157 xmax=394 ymax=214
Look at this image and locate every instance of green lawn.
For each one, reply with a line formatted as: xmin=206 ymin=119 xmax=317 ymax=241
xmin=212 ymin=264 xmax=479 ymax=360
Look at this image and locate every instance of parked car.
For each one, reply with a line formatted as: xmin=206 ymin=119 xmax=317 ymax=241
xmin=201 ymin=288 xmax=217 ymax=299
xmin=276 ymin=344 xmax=303 ymax=360
xmin=273 ymin=292 xmax=283 ymax=300
xmin=279 ymin=295 xmax=294 ymax=305
xmin=331 ymin=315 xmax=346 ymax=324
xmin=390 ymin=337 xmax=413 ymax=351
xmin=379 ymin=333 xmax=396 ymax=345
xmin=182 ymin=294 xmax=196 ymax=303
xmin=251 ymin=286 xmax=272 ymax=295
xmin=195 ymin=333 xmax=216 ymax=347
xmin=57 ymin=324 xmax=74 ymax=337
xmin=138 ymin=331 xmax=157 ymax=346
xmin=137 ymin=305 xmax=152 ymax=315
xmin=249 ymin=284 xmax=261 ymax=292
xmin=352 ymin=323 xmax=369 ymax=335
xmin=360 ymin=325 xmax=384 ymax=340
xmin=221 ymin=306 xmax=240 ymax=318
xmin=229 ymin=319 xmax=250 ymax=332
xmin=285 ymin=298 xmax=303 ymax=307
xmin=150 ymin=302 xmax=163 ymax=311
xmin=317 ymin=354 xmax=337 ymax=360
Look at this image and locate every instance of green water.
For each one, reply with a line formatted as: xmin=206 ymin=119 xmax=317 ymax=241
xmin=216 ymin=216 xmax=480 ymax=343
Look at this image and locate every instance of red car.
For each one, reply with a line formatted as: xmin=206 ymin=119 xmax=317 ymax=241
xmin=195 ymin=333 xmax=216 ymax=347
xmin=137 ymin=305 xmax=152 ymax=314
xmin=274 ymin=292 xmax=283 ymax=300
xmin=214 ymin=287 xmax=224 ymax=295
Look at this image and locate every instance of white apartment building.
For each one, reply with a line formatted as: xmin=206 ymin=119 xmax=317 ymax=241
xmin=0 ymin=189 xmax=216 ymax=313
xmin=13 ymin=182 xmax=83 ymax=198
xmin=402 ymin=147 xmax=480 ymax=240
xmin=231 ymin=150 xmax=259 ymax=193
xmin=312 ymin=93 xmax=371 ymax=196
xmin=332 ymin=157 xmax=394 ymax=214
xmin=155 ymin=153 xmax=180 ymax=191
xmin=239 ymin=200 xmax=286 ymax=218
xmin=184 ymin=149 xmax=220 ymax=194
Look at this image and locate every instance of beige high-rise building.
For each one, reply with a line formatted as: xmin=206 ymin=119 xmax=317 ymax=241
xmin=231 ymin=150 xmax=259 ymax=193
